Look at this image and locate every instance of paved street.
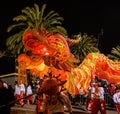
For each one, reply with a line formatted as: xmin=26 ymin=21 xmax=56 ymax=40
xmin=10 ymin=104 xmax=118 ymax=114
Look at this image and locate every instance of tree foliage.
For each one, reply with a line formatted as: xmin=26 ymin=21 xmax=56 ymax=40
xmin=70 ymin=33 xmax=100 ymax=63
xmin=107 ymin=45 xmax=120 ymax=61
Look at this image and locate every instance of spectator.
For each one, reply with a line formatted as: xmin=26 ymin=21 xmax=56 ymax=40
xmin=30 ymin=79 xmax=37 ymax=104
xmin=0 ymin=79 xmax=14 ymax=114
xmin=3 ymin=81 xmax=8 ymax=89
xmin=107 ymin=83 xmax=116 ymax=107
xmin=108 ymin=83 xmax=116 ymax=96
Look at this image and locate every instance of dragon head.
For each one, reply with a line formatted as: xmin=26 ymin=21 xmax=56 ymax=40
xmin=23 ymin=29 xmax=55 ymax=56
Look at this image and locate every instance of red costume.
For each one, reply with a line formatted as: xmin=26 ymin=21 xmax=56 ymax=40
xmin=19 ymin=81 xmax=26 ymax=106
xmin=90 ymin=82 xmax=106 ymax=114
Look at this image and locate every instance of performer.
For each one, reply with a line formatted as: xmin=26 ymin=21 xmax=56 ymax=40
xmin=26 ymin=83 xmax=33 ymax=105
xmin=47 ymin=93 xmax=72 ymax=114
xmin=113 ymin=88 xmax=120 ymax=114
xmin=19 ymin=80 xmax=26 ymax=106
xmin=90 ymin=80 xmax=106 ymax=114
xmin=36 ymin=79 xmax=48 ymax=114
xmin=37 ymin=72 xmax=73 ymax=114
xmin=14 ymin=81 xmax=20 ymax=103
xmin=36 ymin=92 xmax=48 ymax=114
xmin=86 ymin=82 xmax=96 ymax=111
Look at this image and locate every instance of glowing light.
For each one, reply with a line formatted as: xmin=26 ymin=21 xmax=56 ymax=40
xmin=45 ymin=52 xmax=49 ymax=55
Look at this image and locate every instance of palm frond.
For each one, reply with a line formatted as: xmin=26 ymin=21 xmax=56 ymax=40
xmin=70 ymin=33 xmax=99 ymax=62
xmin=108 ymin=45 xmax=120 ymax=61
xmin=13 ymin=15 xmax=27 ymax=22
xmin=21 ymin=7 xmax=35 ymax=23
xmin=7 ymin=23 xmax=25 ymax=32
xmin=34 ymin=3 xmax=40 ymax=21
xmin=38 ymin=4 xmax=46 ymax=28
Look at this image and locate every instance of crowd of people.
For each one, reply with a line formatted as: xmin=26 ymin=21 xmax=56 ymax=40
xmin=1 ymin=76 xmax=120 ymax=114
xmin=14 ymin=79 xmax=41 ymax=106
xmin=0 ymin=77 xmax=73 ymax=114
xmin=0 ymin=78 xmax=40 ymax=113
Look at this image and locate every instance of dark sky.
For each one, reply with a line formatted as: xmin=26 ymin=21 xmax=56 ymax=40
xmin=0 ymin=0 xmax=120 ymax=54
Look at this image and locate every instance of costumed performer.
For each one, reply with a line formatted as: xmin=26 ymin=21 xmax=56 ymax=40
xmin=113 ymin=88 xmax=120 ymax=114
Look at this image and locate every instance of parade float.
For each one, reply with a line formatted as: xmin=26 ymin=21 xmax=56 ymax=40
xmin=17 ymin=28 xmax=120 ymax=96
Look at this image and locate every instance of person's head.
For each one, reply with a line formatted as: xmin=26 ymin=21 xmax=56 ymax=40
xmin=39 ymin=79 xmax=43 ymax=86
xmin=95 ymin=76 xmax=99 ymax=82
xmin=31 ymin=79 xmax=35 ymax=83
xmin=111 ymin=83 xmax=115 ymax=87
xmin=97 ymin=80 xmax=103 ymax=87
xmin=15 ymin=81 xmax=18 ymax=85
xmin=20 ymin=80 xmax=23 ymax=84
xmin=46 ymin=94 xmax=58 ymax=103
xmin=51 ymin=95 xmax=57 ymax=102
xmin=90 ymin=82 xmax=96 ymax=87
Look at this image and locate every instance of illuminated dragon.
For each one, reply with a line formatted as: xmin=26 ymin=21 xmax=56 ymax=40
xmin=18 ymin=28 xmax=120 ymax=95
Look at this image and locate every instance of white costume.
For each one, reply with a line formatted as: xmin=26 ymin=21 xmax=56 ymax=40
xmin=3 ymin=82 xmax=8 ymax=89
xmin=90 ymin=86 xmax=104 ymax=99
xmin=113 ymin=91 xmax=120 ymax=114
xmin=14 ymin=84 xmax=20 ymax=95
xmin=26 ymin=85 xmax=33 ymax=96
xmin=19 ymin=83 xmax=26 ymax=106
xmin=19 ymin=83 xmax=25 ymax=93
xmin=90 ymin=85 xmax=106 ymax=114
xmin=98 ymin=87 xmax=105 ymax=99
xmin=113 ymin=92 xmax=120 ymax=104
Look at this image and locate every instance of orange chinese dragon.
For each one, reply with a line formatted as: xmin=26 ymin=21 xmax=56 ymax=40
xmin=18 ymin=28 xmax=120 ymax=95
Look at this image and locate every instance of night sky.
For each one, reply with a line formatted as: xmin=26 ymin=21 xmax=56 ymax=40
xmin=0 ymin=0 xmax=120 ymax=54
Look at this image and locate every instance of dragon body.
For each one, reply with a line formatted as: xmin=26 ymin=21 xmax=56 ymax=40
xmin=67 ymin=53 xmax=120 ymax=95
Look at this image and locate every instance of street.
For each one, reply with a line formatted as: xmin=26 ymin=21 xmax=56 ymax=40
xmin=10 ymin=104 xmax=117 ymax=114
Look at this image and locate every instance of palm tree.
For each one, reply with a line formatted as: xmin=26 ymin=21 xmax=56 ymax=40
xmin=70 ymin=33 xmax=100 ymax=63
xmin=6 ymin=3 xmax=68 ymax=57
xmin=107 ymin=45 xmax=120 ymax=61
